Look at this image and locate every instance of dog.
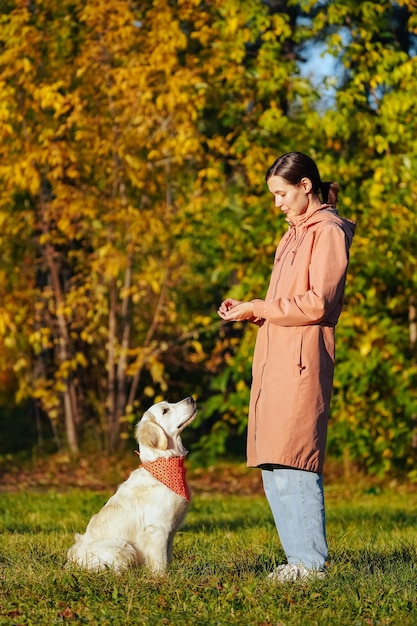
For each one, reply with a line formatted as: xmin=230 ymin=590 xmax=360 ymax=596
xmin=67 ymin=397 xmax=197 ymax=574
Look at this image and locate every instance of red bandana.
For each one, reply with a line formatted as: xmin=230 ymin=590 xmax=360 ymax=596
xmin=141 ymin=457 xmax=190 ymax=502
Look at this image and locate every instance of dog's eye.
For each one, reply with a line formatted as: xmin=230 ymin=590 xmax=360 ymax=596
xmin=162 ymin=408 xmax=169 ymax=415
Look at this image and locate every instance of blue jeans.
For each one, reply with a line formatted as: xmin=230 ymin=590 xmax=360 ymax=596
xmin=261 ymin=467 xmax=328 ymax=570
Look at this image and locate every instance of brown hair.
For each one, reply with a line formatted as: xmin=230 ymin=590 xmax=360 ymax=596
xmin=265 ymin=152 xmax=339 ymax=205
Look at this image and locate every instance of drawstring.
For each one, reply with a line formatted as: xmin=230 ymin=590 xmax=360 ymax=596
xmin=291 ymin=227 xmax=309 ymax=265
xmin=275 ymin=228 xmax=295 ymax=264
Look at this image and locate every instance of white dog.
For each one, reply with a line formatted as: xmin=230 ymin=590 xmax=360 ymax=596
xmin=67 ymin=397 xmax=197 ymax=573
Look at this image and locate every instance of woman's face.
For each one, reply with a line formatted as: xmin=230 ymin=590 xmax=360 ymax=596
xmin=267 ymin=175 xmax=312 ymax=221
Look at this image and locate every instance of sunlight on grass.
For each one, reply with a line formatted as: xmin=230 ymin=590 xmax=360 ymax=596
xmin=0 ymin=486 xmax=416 ymax=625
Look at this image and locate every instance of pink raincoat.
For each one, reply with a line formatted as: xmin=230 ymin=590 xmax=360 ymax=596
xmin=247 ymin=204 xmax=356 ymax=472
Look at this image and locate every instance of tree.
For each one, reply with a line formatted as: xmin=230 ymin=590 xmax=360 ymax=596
xmin=201 ymin=0 xmax=417 ymax=475
xmin=0 ymin=0 xmax=416 ymax=477
xmin=309 ymin=0 xmax=417 ymax=475
xmin=0 ymin=0 xmax=210 ymax=453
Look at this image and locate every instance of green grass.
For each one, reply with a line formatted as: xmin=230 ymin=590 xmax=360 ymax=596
xmin=1 ymin=483 xmax=417 ymax=625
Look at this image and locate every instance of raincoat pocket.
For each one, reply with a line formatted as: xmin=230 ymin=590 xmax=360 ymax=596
xmin=294 ymin=328 xmax=306 ymax=377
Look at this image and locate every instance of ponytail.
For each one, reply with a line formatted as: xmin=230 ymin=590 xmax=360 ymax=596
xmin=320 ymin=182 xmax=339 ymax=206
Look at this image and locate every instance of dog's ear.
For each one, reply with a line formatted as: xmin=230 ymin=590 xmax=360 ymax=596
xmin=136 ymin=416 xmax=169 ymax=450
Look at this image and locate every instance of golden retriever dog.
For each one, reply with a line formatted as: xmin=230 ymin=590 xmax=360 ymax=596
xmin=67 ymin=397 xmax=197 ymax=573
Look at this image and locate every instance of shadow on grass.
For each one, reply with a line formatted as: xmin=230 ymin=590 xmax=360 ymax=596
xmin=328 ymin=508 xmax=417 ymax=529
xmin=178 ymin=544 xmax=417 ymax=581
xmin=186 ymin=505 xmax=417 ymax=534
xmin=331 ymin=544 xmax=417 ymax=573
xmin=183 ymin=518 xmax=274 ymax=533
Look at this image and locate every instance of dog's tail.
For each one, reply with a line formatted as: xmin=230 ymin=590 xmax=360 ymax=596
xmin=67 ymin=538 xmax=139 ymax=572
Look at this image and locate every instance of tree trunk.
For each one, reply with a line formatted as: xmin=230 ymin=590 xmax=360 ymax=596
xmin=113 ymin=261 xmax=132 ymax=442
xmin=107 ymin=277 xmax=117 ymax=451
xmin=410 ymin=296 xmax=416 ymax=350
xmin=43 ymin=239 xmax=80 ymax=457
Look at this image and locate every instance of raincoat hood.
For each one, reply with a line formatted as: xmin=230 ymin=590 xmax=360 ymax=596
xmin=288 ymin=204 xmax=356 ymax=245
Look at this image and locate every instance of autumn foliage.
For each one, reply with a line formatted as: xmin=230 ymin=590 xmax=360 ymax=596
xmin=0 ymin=0 xmax=416 ymax=477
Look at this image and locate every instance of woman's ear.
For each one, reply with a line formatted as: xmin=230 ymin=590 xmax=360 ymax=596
xmin=300 ymin=177 xmax=313 ymax=193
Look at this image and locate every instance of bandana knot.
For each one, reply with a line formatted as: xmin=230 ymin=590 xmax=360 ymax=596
xmin=141 ymin=457 xmax=190 ymax=502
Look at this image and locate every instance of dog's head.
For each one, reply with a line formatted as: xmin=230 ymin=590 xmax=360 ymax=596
xmin=135 ymin=397 xmax=197 ymax=462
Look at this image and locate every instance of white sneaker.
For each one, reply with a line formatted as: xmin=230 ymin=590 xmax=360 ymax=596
xmin=267 ymin=564 xmax=327 ymax=582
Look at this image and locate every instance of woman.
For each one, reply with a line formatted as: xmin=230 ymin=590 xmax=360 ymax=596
xmin=218 ymin=152 xmax=355 ymax=582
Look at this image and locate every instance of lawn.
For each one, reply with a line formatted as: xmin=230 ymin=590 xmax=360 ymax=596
xmin=0 ymin=475 xmax=416 ymax=625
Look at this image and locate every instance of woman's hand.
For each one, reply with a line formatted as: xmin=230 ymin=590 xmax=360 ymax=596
xmin=218 ymin=298 xmax=255 ymax=322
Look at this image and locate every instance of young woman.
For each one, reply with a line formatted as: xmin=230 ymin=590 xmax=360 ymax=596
xmin=218 ymin=152 xmax=355 ymax=582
